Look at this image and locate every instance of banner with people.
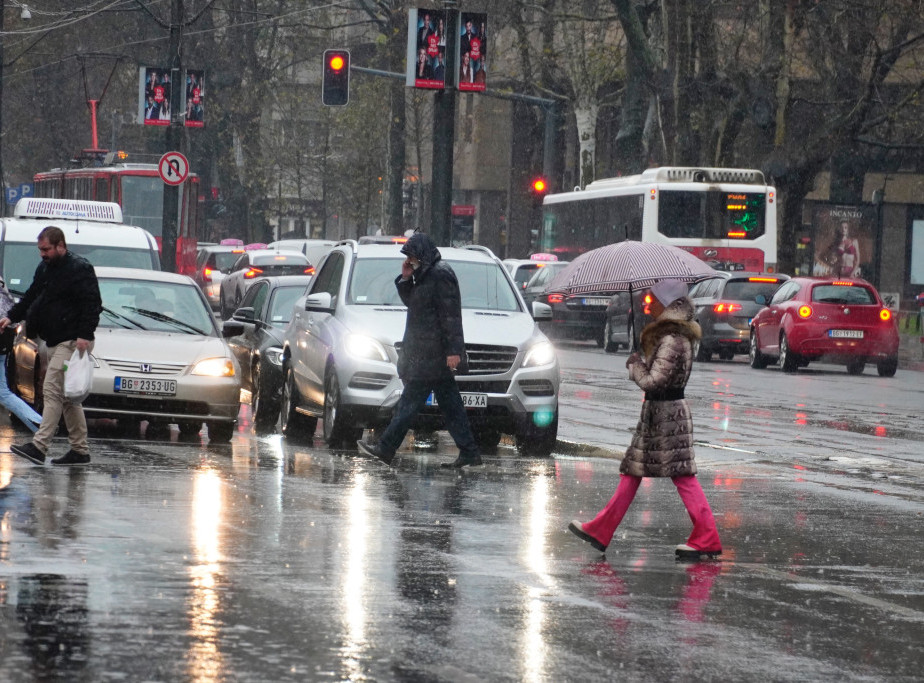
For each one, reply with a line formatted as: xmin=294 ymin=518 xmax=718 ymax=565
xmin=138 ymin=67 xmax=205 ymax=127
xmin=185 ymin=70 xmax=205 ymax=128
xmin=457 ymin=12 xmax=487 ymax=92
xmin=406 ymin=8 xmax=447 ymax=89
xmin=811 ymin=204 xmax=876 ymax=280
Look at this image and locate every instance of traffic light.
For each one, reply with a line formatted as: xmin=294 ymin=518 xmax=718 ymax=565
xmin=529 ymin=176 xmax=549 ymax=205
xmin=322 ymin=49 xmax=350 ymax=106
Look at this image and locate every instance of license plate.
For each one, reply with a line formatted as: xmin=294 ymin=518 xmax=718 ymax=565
xmin=581 ymin=297 xmax=609 ymax=306
xmin=828 ymin=330 xmax=863 ymax=339
xmin=114 ymin=377 xmax=178 ymax=396
xmin=426 ymin=392 xmax=487 ymax=408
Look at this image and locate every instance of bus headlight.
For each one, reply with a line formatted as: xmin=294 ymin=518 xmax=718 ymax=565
xmin=523 ymin=341 xmax=555 ymax=368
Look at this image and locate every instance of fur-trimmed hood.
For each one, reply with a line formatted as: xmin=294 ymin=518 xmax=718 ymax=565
xmin=639 ymin=298 xmax=701 ymax=358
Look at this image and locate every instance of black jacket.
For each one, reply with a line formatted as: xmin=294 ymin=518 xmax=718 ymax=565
xmin=8 ymin=251 xmax=102 ymax=347
xmin=395 ymin=233 xmax=466 ymax=381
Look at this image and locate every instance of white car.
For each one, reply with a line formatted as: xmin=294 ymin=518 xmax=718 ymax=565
xmin=218 ymin=249 xmax=313 ymax=319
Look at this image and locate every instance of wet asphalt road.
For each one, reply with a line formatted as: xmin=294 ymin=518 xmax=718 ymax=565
xmin=0 ymin=345 xmax=922 ymax=682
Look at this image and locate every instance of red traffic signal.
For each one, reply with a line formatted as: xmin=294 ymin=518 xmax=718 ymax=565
xmin=531 ymin=177 xmax=548 ymax=194
xmin=322 ymin=49 xmax=350 ymax=106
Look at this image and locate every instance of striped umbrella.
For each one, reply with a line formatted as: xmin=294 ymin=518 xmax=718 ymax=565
xmin=546 ymin=240 xmax=717 ymax=295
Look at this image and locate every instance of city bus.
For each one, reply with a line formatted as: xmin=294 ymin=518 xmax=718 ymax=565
xmin=538 ymin=166 xmax=777 ymax=272
xmin=33 ymin=162 xmax=202 ymax=275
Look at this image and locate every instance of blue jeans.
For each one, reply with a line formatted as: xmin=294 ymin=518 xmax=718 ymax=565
xmin=0 ymin=354 xmax=42 ymax=433
xmin=378 ymin=376 xmax=479 ymax=459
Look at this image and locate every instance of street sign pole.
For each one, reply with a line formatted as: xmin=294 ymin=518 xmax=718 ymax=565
xmin=430 ymin=2 xmax=459 ymax=246
xmin=160 ymin=0 xmax=184 ymax=273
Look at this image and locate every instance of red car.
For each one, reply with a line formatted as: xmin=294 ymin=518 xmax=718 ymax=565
xmin=749 ymin=277 xmax=899 ymax=376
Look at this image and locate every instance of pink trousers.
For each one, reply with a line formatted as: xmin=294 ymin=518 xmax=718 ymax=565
xmin=582 ymin=474 xmax=722 ymax=552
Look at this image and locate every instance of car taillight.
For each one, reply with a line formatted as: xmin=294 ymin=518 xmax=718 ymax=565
xmin=798 ymin=305 xmax=812 ymax=318
xmin=643 ymin=293 xmax=652 ymax=315
xmin=203 ymin=267 xmax=213 ymax=282
xmin=880 ymin=308 xmax=892 ymax=321
xmin=713 ymin=302 xmax=742 ymax=314
xmin=547 ymin=293 xmax=564 ymax=304
xmin=304 ymin=266 xmax=315 ymax=275
xmin=243 ymin=267 xmax=263 ymax=279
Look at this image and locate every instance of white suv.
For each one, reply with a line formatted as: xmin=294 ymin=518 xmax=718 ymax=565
xmin=280 ymin=241 xmax=560 ymax=455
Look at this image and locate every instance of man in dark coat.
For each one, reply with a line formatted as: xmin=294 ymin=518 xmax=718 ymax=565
xmin=0 ymin=226 xmax=102 ymax=466
xmin=357 ymin=233 xmax=481 ymax=468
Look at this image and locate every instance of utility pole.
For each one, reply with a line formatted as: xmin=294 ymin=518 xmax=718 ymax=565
xmin=1 ymin=0 xmax=6 ymax=217
xmin=160 ymin=0 xmax=184 ymax=273
xmin=429 ymin=1 xmax=459 ymax=246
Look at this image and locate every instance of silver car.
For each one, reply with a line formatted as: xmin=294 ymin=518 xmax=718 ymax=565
xmin=280 ymin=241 xmax=560 ymax=455
xmin=10 ymin=267 xmax=242 ymax=442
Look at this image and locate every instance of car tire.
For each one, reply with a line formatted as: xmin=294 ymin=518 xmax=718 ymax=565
xmin=115 ymin=417 xmax=142 ymax=438
xmin=749 ymin=330 xmax=769 ymax=369
xmin=322 ymin=366 xmax=362 ymax=448
xmin=178 ymin=420 xmax=203 ymax=437
xmin=207 ymin=421 xmax=235 ymax=443
xmin=145 ymin=421 xmax=171 ymax=440
xmin=780 ymin=333 xmax=799 ymax=373
xmin=718 ymin=348 xmax=735 ymax=361
xmin=694 ymin=339 xmax=712 ymax=362
xmin=475 ymin=429 xmax=502 ymax=454
xmin=603 ymin=319 xmax=617 ymax=353
xmin=846 ymin=359 xmax=865 ymax=375
xmin=877 ymin=357 xmax=898 ymax=377
xmin=281 ymin=364 xmax=317 ymax=442
xmin=515 ymin=409 xmax=558 ymax=457
xmin=251 ymin=363 xmax=280 ymax=434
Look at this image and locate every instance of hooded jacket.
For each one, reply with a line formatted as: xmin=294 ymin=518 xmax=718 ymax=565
xmin=621 ymin=297 xmax=701 ymax=478
xmin=8 ymin=251 xmax=102 ymax=347
xmin=395 ymin=233 xmax=466 ymax=381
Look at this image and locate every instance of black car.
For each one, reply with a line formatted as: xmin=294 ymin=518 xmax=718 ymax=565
xmin=603 ymin=290 xmax=654 ymax=353
xmin=522 ymin=261 xmax=570 ymax=305
xmin=222 ymin=275 xmax=314 ymax=432
xmin=689 ymin=271 xmax=790 ymax=361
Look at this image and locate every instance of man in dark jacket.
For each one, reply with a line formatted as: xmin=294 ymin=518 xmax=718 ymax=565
xmin=0 ymin=226 xmax=102 ymax=466
xmin=357 ymin=233 xmax=481 ymax=468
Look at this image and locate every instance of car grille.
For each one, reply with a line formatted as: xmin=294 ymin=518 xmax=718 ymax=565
xmin=455 ymin=380 xmax=510 ymax=393
xmin=517 ymin=379 xmax=555 ymax=397
xmin=349 ymin=372 xmax=392 ymax=390
xmin=104 ymin=359 xmax=187 ymax=376
xmin=395 ymin=343 xmax=518 ymax=376
xmin=84 ymin=395 xmax=210 ymax=415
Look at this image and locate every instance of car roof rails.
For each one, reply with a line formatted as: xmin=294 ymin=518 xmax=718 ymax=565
xmin=462 ymin=244 xmax=499 ymax=260
xmin=336 ymin=239 xmax=359 ymax=252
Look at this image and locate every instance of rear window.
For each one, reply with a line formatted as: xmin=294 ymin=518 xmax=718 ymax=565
xmin=252 ymin=254 xmax=307 ymax=266
xmin=723 ymin=279 xmax=784 ymax=301
xmin=812 ymin=284 xmax=876 ymax=304
xmin=513 ymin=264 xmax=541 ymax=286
xmin=210 ymin=251 xmax=241 ymax=272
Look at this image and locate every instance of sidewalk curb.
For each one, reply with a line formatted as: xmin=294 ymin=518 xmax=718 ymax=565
xmin=555 ymin=439 xmax=623 ymax=460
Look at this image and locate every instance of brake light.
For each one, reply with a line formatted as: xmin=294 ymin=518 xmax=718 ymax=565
xmin=203 ymin=267 xmax=213 ymax=282
xmin=798 ymin=305 xmax=812 ymax=318
xmin=243 ymin=267 xmax=263 ymax=279
xmin=727 ymin=231 xmax=747 ymax=238
xmin=304 ymin=267 xmax=315 ymax=275
xmin=713 ymin=302 xmax=742 ymax=314
xmin=547 ymin=293 xmax=564 ymax=304
xmin=748 ymin=277 xmax=779 ymax=283
xmin=643 ymin=293 xmax=653 ymax=315
xmin=880 ymin=308 xmax=892 ymax=321
xmin=831 ymin=281 xmax=853 ymax=286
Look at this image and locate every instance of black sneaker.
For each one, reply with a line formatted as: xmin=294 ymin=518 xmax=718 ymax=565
xmin=11 ymin=442 xmax=45 ymax=465
xmin=51 ymin=450 xmax=91 ymax=466
xmin=568 ymin=520 xmax=607 ymax=553
xmin=440 ymin=454 xmax=483 ymax=468
xmin=356 ymin=439 xmax=394 ymax=467
xmin=675 ymin=543 xmax=721 ymax=561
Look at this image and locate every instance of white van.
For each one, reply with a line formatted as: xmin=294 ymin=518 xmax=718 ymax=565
xmin=0 ymin=198 xmax=160 ymax=294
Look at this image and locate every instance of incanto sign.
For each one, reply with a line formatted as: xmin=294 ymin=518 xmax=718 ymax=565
xmin=158 ymin=151 xmax=189 ymax=186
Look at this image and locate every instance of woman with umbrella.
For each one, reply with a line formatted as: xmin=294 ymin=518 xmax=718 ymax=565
xmin=569 ymin=278 xmax=722 ymax=560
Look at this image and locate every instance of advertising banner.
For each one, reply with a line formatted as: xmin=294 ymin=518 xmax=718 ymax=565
xmin=457 ymin=12 xmax=486 ymax=92
xmin=185 ymin=70 xmax=205 ymax=128
xmin=811 ymin=204 xmax=876 ymax=280
xmin=406 ymin=8 xmax=447 ymax=89
xmin=138 ymin=67 xmax=173 ymax=126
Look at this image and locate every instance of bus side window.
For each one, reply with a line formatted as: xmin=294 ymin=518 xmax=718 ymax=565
xmin=95 ymin=178 xmax=108 ymax=202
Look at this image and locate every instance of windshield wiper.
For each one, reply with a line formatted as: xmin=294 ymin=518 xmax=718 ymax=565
xmin=101 ymin=306 xmax=146 ymax=330
xmin=122 ymin=306 xmax=209 ymax=335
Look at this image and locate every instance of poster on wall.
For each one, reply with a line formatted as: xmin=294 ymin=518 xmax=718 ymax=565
xmin=406 ymin=8 xmax=447 ymax=89
xmin=811 ymin=204 xmax=876 ymax=280
xmin=138 ymin=67 xmax=173 ymax=125
xmin=457 ymin=12 xmax=487 ymax=92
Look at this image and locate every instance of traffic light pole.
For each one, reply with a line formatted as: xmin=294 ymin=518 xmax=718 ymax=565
xmin=429 ymin=2 xmax=459 ymax=247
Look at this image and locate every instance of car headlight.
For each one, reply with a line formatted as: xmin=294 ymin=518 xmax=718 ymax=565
xmin=522 ymin=341 xmax=556 ymax=368
xmin=192 ymin=357 xmax=236 ymax=377
xmin=264 ymin=346 xmax=284 ymax=367
xmin=344 ymin=334 xmax=389 ymax=362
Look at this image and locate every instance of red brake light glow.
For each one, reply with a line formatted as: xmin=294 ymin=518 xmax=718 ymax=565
xmin=243 ymin=267 xmax=263 ymax=279
xmin=748 ymin=277 xmax=779 ymax=283
xmin=727 ymin=231 xmax=747 ymax=238
xmin=547 ymin=293 xmax=564 ymax=304
xmin=831 ymin=281 xmax=853 ymax=286
xmin=798 ymin=305 xmax=812 ymax=318
xmin=304 ymin=267 xmax=315 ymax=275
xmin=880 ymin=308 xmax=892 ymax=321
xmin=713 ymin=302 xmax=742 ymax=314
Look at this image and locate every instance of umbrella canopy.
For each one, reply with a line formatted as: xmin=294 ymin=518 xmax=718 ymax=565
xmin=546 ymin=240 xmax=717 ymax=295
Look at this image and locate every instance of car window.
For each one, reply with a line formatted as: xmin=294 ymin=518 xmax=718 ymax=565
xmin=512 ymin=264 xmax=540 ymax=287
xmin=269 ymin=286 xmax=309 ymax=326
xmin=246 ymin=282 xmax=269 ymax=318
xmin=252 ymin=253 xmax=308 ymax=266
xmin=811 ymin=284 xmax=875 ymax=304
xmin=451 ymin=260 xmax=520 ymax=311
xmin=348 ymin=258 xmax=406 ymax=305
xmin=230 ymin=253 xmax=250 ymax=272
xmin=723 ymin=279 xmax=785 ymax=301
xmin=770 ymin=281 xmax=798 ymax=304
xmin=98 ymin=279 xmax=215 ymax=335
xmin=212 ymin=251 xmax=241 ymax=273
xmin=310 ymin=252 xmax=344 ymax=299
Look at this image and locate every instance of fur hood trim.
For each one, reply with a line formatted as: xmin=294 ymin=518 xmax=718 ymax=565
xmin=640 ymin=298 xmax=701 ymax=357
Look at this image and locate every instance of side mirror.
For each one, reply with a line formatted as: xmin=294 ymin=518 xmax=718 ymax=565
xmin=305 ymin=291 xmax=334 ymax=312
xmin=755 ymin=294 xmax=768 ymax=306
xmin=232 ymin=306 xmax=255 ymax=323
xmin=531 ymin=301 xmax=552 ymax=321
xmin=221 ymin=320 xmax=244 ymax=338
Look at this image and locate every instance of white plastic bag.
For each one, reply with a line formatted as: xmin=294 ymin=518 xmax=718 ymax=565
xmin=64 ymin=349 xmax=93 ymax=403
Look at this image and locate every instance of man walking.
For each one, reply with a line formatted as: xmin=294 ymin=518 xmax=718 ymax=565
xmin=0 ymin=226 xmax=102 ymax=466
xmin=357 ymin=233 xmax=482 ymax=468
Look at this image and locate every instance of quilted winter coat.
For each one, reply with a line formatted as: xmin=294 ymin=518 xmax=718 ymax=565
xmin=395 ymin=233 xmax=466 ymax=381
xmin=621 ymin=298 xmax=702 ymax=478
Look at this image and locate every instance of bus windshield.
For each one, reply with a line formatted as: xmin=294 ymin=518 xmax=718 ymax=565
xmin=658 ymin=190 xmax=766 ymax=240
xmin=120 ymin=176 xmax=164 ymax=236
